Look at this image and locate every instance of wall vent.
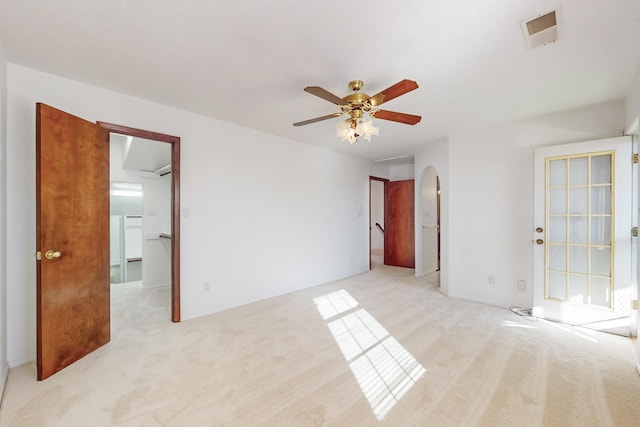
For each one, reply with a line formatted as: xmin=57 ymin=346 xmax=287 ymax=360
xmin=521 ymin=10 xmax=558 ymax=49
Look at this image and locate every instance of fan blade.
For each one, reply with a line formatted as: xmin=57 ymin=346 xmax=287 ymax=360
xmin=293 ymin=113 xmax=342 ymax=127
xmin=368 ymin=79 xmax=419 ymax=106
xmin=304 ymin=86 xmax=348 ymax=106
xmin=373 ymin=110 xmax=422 ymax=125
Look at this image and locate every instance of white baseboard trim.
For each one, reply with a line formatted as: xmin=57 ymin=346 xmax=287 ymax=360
xmin=8 ymin=357 xmax=34 ymax=368
xmin=0 ymin=361 xmax=8 ymax=402
xmin=416 ymin=268 xmax=439 ymax=278
xmin=143 ymin=282 xmax=171 ymax=289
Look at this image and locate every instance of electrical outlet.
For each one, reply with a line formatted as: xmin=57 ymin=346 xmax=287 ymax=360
xmin=517 ymin=280 xmax=526 ymax=291
xmin=488 ymin=275 xmax=495 ymax=285
xmin=203 ymin=282 xmax=210 ymax=292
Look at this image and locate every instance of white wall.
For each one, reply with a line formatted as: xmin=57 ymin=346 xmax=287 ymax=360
xmin=142 ymin=174 xmax=172 ymax=288
xmin=624 ymin=67 xmax=640 ymax=371
xmin=5 ymin=64 xmax=378 ymax=367
xmin=110 ymin=134 xmax=147 ymax=184
xmin=0 ymin=39 xmax=8 ymax=393
xmin=389 ymin=163 xmax=414 ymax=181
xmin=626 ymin=67 xmax=640 ymax=135
xmin=445 ymin=101 xmax=625 ymax=309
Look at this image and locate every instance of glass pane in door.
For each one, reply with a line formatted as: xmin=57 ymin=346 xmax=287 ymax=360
xmin=549 ymin=189 xmax=567 ymax=214
xmin=569 ymin=187 xmax=588 ymax=214
xmin=545 ymin=152 xmax=614 ymax=308
xmin=548 ymin=245 xmax=566 ymax=270
xmin=570 ymin=157 xmax=588 ymax=185
xmin=549 ymin=217 xmax=567 ymax=243
xmin=591 ymin=186 xmax=611 ymax=214
xmin=548 ymin=272 xmax=567 ymax=300
xmin=568 ymin=274 xmax=588 ymax=304
xmin=590 ymin=277 xmax=611 ymax=307
xmin=591 ymin=155 xmax=611 ymax=184
xmin=568 ymin=217 xmax=587 ymax=244
xmin=548 ymin=159 xmax=567 ymax=186
xmin=568 ymin=245 xmax=588 ymax=274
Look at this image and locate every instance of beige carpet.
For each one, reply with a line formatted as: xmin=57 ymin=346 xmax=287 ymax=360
xmin=1 ymin=266 xmax=639 ymax=426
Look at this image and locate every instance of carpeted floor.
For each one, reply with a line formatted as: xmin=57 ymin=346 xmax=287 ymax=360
xmin=1 ymin=266 xmax=639 ymax=426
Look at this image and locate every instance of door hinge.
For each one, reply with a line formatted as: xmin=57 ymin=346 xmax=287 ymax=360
xmin=633 ymin=153 xmax=638 ymax=164
xmin=633 ymin=227 xmax=639 ymax=237
xmin=34 ymin=251 xmax=42 ymax=261
xmin=632 ymin=299 xmax=638 ymax=310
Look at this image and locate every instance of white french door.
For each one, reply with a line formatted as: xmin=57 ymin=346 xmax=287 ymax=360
xmin=533 ymin=136 xmax=633 ymax=329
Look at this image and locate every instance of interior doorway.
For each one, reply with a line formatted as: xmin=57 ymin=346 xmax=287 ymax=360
xmin=369 ymin=176 xmax=416 ymax=270
xmin=99 ymin=122 xmax=181 ymax=322
xmin=419 ymin=166 xmax=440 ymax=285
xmin=35 ymin=104 xmax=181 ymax=380
xmin=108 ymin=133 xmax=173 ymax=327
xmin=370 ymin=177 xmax=387 ymax=267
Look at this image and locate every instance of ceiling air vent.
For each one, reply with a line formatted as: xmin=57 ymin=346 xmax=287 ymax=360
xmin=521 ymin=10 xmax=558 ymax=49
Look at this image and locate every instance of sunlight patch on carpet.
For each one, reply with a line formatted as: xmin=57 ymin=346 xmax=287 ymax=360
xmin=313 ymin=289 xmax=359 ymax=320
xmin=315 ymin=290 xmax=425 ymax=420
xmin=502 ymin=320 xmax=537 ymax=329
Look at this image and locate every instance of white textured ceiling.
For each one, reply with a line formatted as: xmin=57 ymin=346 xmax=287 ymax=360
xmin=121 ymin=136 xmax=172 ymax=173
xmin=1 ymin=0 xmax=639 ymax=161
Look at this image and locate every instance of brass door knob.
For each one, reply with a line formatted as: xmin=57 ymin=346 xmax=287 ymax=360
xmin=45 ymin=250 xmax=61 ymax=260
xmin=535 ymin=239 xmax=544 ymax=245
xmin=535 ymin=227 xmax=543 ymax=233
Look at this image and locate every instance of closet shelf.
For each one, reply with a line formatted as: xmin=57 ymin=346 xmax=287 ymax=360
xmin=145 ymin=232 xmax=173 ymax=240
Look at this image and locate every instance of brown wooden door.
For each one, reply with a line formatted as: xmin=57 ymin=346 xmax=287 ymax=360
xmin=36 ymin=103 xmax=110 ymax=380
xmin=384 ymin=180 xmax=415 ymax=268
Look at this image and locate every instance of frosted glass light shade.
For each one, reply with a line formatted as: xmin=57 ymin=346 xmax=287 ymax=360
xmin=335 ymin=118 xmax=379 ymax=144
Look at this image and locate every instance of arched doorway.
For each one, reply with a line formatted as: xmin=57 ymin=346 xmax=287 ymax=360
xmin=420 ymin=166 xmax=440 ymax=285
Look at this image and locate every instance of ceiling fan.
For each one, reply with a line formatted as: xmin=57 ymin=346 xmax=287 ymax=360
xmin=293 ymin=79 xmax=421 ymax=143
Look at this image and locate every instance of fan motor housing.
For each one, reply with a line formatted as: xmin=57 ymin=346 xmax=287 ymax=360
xmin=343 ymin=93 xmax=370 ymax=104
xmin=348 ymin=80 xmax=364 ymax=91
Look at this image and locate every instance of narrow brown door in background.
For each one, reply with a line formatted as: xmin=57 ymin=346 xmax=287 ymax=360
xmin=36 ymin=103 xmax=110 ymax=380
xmin=384 ymin=180 xmax=415 ymax=268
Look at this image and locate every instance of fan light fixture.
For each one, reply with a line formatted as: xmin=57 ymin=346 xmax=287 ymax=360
xmin=293 ymin=79 xmax=421 ymax=144
xmin=335 ymin=118 xmax=379 ymax=144
xmin=334 ymin=80 xmax=379 ymax=144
